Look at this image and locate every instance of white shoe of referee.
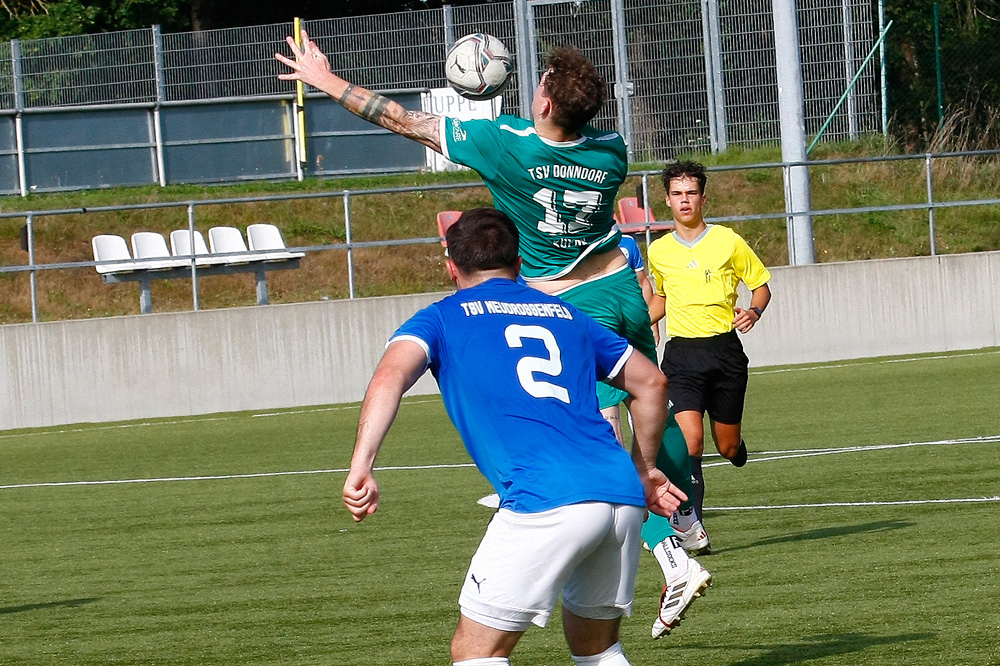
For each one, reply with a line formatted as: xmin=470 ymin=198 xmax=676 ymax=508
xmin=650 ymin=536 xmax=712 ymax=639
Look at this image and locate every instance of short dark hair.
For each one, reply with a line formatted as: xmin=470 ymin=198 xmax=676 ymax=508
xmin=543 ymin=46 xmax=606 ymax=134
xmin=661 ymin=161 xmax=707 ymax=194
xmin=445 ymin=208 xmax=520 ymax=273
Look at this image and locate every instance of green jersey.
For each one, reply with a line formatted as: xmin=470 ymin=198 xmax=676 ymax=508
xmin=440 ymin=114 xmax=627 ymax=280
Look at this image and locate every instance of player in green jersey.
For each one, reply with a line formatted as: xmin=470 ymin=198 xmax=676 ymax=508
xmin=276 ymin=32 xmax=709 ymax=639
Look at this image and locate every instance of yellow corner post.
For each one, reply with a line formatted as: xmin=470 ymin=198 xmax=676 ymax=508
xmin=294 ymin=17 xmax=307 ymax=168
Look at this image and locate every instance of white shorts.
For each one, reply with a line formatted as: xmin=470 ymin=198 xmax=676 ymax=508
xmin=458 ymin=501 xmax=645 ymax=632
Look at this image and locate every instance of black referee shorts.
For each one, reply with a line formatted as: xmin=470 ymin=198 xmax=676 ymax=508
xmin=660 ymin=330 xmax=749 ymax=425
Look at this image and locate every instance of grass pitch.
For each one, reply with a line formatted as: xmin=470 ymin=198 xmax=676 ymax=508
xmin=2 ymin=349 xmax=999 ymax=665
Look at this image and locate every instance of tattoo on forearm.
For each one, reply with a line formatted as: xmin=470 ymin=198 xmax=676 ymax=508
xmin=359 ymin=94 xmax=391 ymax=123
xmin=336 ymin=83 xmax=440 ymax=148
xmin=398 ymin=111 xmax=441 ymax=144
xmin=339 ymin=83 xmax=391 ymax=124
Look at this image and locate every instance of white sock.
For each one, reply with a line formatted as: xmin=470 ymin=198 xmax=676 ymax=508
xmin=571 ymin=641 xmax=631 ymax=665
xmin=652 ymin=535 xmax=691 ymax=583
xmin=453 ymin=658 xmax=510 ymax=666
xmin=671 ymin=506 xmax=697 ymax=531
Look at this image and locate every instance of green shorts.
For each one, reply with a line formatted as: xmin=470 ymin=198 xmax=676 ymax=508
xmin=555 ymin=265 xmax=657 ymax=409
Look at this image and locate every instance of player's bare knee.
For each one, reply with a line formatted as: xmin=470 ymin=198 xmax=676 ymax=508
xmin=716 ymin=435 xmax=742 ymax=458
xmin=562 ymin=612 xmax=621 ymax=657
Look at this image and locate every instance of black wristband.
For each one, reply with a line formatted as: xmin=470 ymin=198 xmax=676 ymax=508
xmin=749 ymin=306 xmax=763 ymax=319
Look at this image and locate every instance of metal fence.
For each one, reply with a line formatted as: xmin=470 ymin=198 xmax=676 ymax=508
xmin=2 ymin=150 xmax=998 ymax=324
xmin=0 ymin=0 xmax=883 ymax=195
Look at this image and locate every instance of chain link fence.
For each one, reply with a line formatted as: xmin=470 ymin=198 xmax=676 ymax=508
xmin=0 ymin=0 xmax=882 ymax=192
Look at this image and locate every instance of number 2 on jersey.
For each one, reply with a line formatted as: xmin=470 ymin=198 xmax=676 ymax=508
xmin=533 ymin=188 xmax=601 ymax=235
xmin=504 ymin=324 xmax=571 ymax=404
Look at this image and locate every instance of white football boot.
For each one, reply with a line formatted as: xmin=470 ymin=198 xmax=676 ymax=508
xmin=651 ymin=558 xmax=712 ymax=638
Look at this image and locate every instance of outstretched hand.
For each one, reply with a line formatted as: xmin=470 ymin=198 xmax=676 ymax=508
xmin=639 ymin=467 xmax=688 ymax=517
xmin=275 ymin=29 xmax=333 ymax=87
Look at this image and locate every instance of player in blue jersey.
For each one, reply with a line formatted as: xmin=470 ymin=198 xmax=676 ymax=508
xmin=278 ymin=34 xmax=708 ymax=639
xmin=343 ymin=209 xmax=705 ymax=666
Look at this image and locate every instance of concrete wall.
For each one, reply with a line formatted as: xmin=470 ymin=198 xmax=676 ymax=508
xmin=740 ymin=251 xmax=1000 ymax=366
xmin=2 ymin=251 xmax=998 ymax=430
xmin=0 ymin=293 xmax=441 ymax=430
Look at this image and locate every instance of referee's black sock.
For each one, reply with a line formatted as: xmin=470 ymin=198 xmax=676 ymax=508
xmin=690 ymin=455 xmax=705 ymax=521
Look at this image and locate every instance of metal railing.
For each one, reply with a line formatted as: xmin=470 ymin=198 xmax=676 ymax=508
xmin=2 ymin=150 xmax=998 ymax=324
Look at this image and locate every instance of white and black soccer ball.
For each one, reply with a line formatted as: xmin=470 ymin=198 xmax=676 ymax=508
xmin=444 ymin=33 xmax=514 ymax=101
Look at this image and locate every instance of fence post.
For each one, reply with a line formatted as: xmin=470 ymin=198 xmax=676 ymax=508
xmin=11 ymin=39 xmax=27 ymax=197
xmin=773 ymin=0 xmax=815 ymax=265
xmin=187 ymin=203 xmax=200 ymax=310
xmin=609 ymin=0 xmax=635 ymax=160
xmin=925 ymin=154 xmax=937 ymax=256
xmin=513 ymin=0 xmax=535 ymax=119
xmin=933 ymin=3 xmax=944 ymax=124
xmin=878 ymin=0 xmax=889 ymax=137
xmin=701 ymin=0 xmax=728 ymax=153
xmin=151 ymin=26 xmax=167 ymax=187
xmin=344 ymin=192 xmax=355 ymax=299
xmin=841 ymin=0 xmax=858 ymax=139
xmin=639 ymin=173 xmax=654 ymax=246
xmin=25 ymin=214 xmax=38 ymax=322
xmin=442 ymin=3 xmax=455 ymax=46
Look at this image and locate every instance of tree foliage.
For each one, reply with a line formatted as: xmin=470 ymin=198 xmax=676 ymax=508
xmin=884 ymin=0 xmax=1000 ymax=149
xmin=0 ymin=0 xmax=494 ymax=37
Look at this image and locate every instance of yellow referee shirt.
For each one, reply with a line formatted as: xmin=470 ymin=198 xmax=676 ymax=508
xmin=647 ymin=224 xmax=771 ymax=338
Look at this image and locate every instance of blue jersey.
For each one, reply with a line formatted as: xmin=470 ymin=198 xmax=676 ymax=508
xmin=390 ymin=278 xmax=646 ymax=513
xmin=619 ymin=235 xmax=644 ymax=271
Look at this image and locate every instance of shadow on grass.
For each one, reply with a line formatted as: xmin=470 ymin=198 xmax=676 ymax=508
xmin=0 ymin=598 xmax=99 ymax=615
xmin=717 ymin=520 xmax=913 ymax=554
xmin=683 ymin=632 xmax=934 ymax=666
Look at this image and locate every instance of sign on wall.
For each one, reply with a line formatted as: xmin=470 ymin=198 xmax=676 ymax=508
xmin=423 ymin=88 xmax=503 ymax=173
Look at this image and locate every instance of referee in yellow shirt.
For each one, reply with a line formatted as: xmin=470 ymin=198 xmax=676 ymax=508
xmin=647 ymin=161 xmax=772 ymax=553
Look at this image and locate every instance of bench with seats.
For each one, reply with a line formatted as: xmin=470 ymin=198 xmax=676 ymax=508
xmin=92 ymin=224 xmax=304 ymax=314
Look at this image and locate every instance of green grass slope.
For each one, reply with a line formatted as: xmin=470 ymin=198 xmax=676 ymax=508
xmin=1 ymin=141 xmax=999 ymax=324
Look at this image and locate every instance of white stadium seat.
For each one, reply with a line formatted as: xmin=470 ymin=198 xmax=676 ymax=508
xmin=131 ymin=231 xmax=189 ymax=270
xmin=246 ymin=223 xmax=304 ymax=261
xmin=169 ymin=229 xmax=230 ymax=266
xmin=208 ymin=226 xmax=255 ymax=263
xmin=92 ymin=234 xmax=139 ymax=274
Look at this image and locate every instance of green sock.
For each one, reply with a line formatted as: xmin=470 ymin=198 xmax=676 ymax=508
xmin=642 ymin=511 xmax=676 ymax=549
xmin=655 ymin=410 xmax=695 ymax=513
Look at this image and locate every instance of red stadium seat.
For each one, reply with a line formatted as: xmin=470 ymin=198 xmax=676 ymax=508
xmin=616 ymin=197 xmax=674 ymax=234
xmin=436 ymin=210 xmax=462 ymax=247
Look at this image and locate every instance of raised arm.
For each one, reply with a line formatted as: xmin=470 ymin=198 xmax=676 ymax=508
xmin=343 ymin=339 xmax=429 ymax=522
xmin=276 ymin=29 xmax=443 ymax=153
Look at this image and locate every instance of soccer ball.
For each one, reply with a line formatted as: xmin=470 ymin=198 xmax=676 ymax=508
xmin=444 ymin=33 xmax=514 ymax=101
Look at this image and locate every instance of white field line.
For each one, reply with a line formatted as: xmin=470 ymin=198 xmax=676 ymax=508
xmin=711 ymin=496 xmax=1000 ymax=511
xmin=751 ymin=348 xmax=1000 ymax=376
xmin=2 ymin=436 xmax=997 ymax=502
xmin=702 ymin=434 xmax=1000 ymax=468
xmin=0 ymin=463 xmax=474 ymax=490
xmin=0 ymin=398 xmax=441 ymax=443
